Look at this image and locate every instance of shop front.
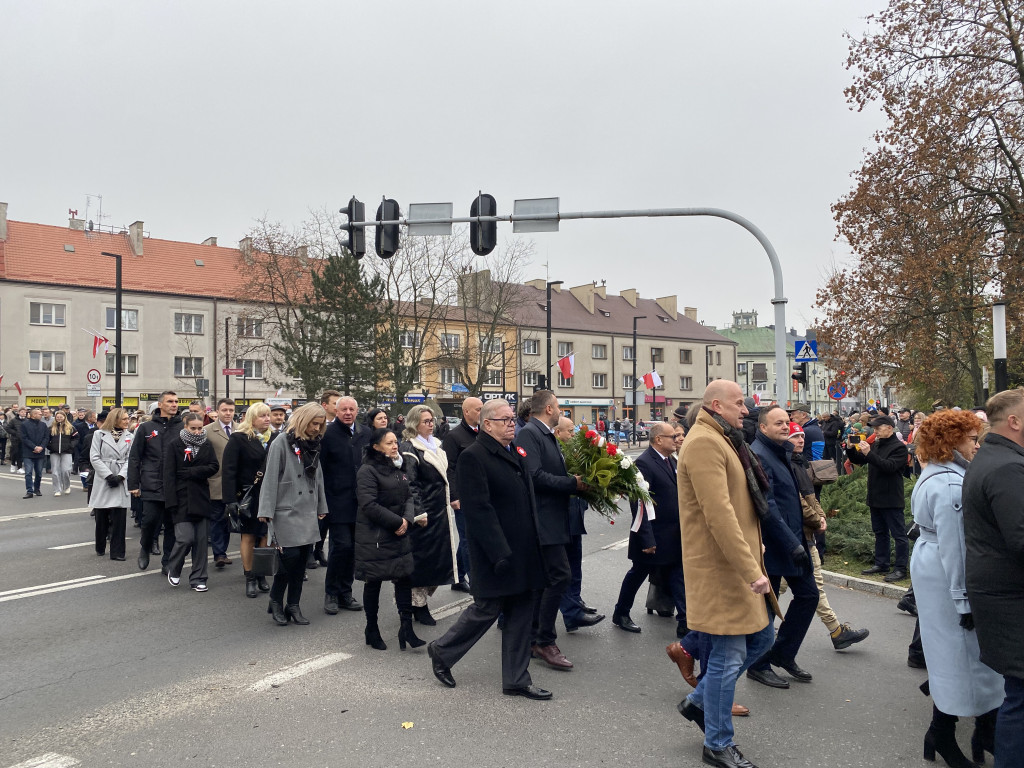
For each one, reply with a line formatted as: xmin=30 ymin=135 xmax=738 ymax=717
xmin=558 ymin=398 xmax=614 ymax=426
xmin=644 ymin=394 xmax=672 ymax=421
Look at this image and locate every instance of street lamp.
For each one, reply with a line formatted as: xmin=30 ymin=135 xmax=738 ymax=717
xmin=545 ymin=280 xmax=563 ymax=388
xmin=101 ymin=251 xmax=123 ymax=408
xmin=993 ymin=300 xmax=1008 ymax=393
xmin=632 ymin=315 xmax=646 ymax=444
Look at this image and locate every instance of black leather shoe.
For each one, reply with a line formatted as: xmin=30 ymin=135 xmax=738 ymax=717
xmin=701 ymin=744 xmax=757 ymax=768
xmin=314 ymin=549 xmax=328 ymax=567
xmin=580 ymin=601 xmax=598 ymax=615
xmin=451 ymin=579 xmax=471 ymax=593
xmin=883 ymin=568 xmax=908 ymax=583
xmin=138 ymin=548 xmax=150 ymax=570
xmin=612 ymin=614 xmax=641 ymax=633
xmin=22 ymin=493 xmax=33 ymax=499
xmin=861 ymin=565 xmax=889 ymax=575
xmin=896 ymin=594 xmax=918 ymax=616
xmin=503 ymin=685 xmax=552 ymax=700
xmin=324 ymin=595 xmax=339 ymax=615
xmin=150 ymin=542 xmax=160 ymax=555
xmin=305 ymin=553 xmax=318 ymax=569
xmin=771 ymin=656 xmax=812 ymax=682
xmin=428 ymin=642 xmax=456 ymax=688
xmin=565 ymin=613 xmax=605 ymax=632
xmin=678 ymin=699 xmax=705 ymax=732
xmin=286 ymin=604 xmax=310 ymax=625
xmin=746 ymin=667 xmax=790 ymax=689
xmin=340 ymin=597 xmax=363 ymax=611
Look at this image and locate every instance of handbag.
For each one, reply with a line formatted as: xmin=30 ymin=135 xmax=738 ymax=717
xmin=809 ymin=459 xmax=838 ymax=485
xmin=252 ymin=520 xmax=280 ymax=578
xmin=236 ymin=470 xmax=264 ymax=519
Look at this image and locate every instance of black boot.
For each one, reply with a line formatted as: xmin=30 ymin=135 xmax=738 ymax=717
xmin=244 ymin=571 xmax=258 ymax=599
xmin=286 ymin=604 xmax=310 ymax=625
xmin=256 ymin=575 xmax=270 ymax=593
xmin=924 ymin=706 xmax=977 ymax=768
xmin=267 ymin=599 xmax=288 ymax=626
xmin=365 ymin=622 xmax=387 ymax=650
xmin=972 ymin=708 xmax=998 ymax=764
xmin=398 ymin=613 xmax=426 ymax=650
xmin=413 ymin=604 xmax=437 ymax=626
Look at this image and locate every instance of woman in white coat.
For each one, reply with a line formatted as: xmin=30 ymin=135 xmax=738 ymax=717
xmin=89 ymin=407 xmax=132 ymax=560
xmin=911 ymin=409 xmax=1003 ymax=767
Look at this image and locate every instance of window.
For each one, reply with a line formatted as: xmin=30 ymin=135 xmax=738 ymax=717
xmin=29 ymin=350 xmax=65 ymax=373
xmin=479 ymin=336 xmax=503 ymax=354
xmin=651 ymin=347 xmax=664 ymax=363
xmin=30 ymin=302 xmax=65 ymax=326
xmin=440 ymin=333 xmax=460 ymax=352
xmin=105 ymin=308 xmax=138 ymax=331
xmin=558 ymin=372 xmax=573 ymax=388
xmin=440 ymin=368 xmax=459 ymax=386
xmin=622 ymin=346 xmax=634 ymax=361
xmin=753 ymin=363 xmax=768 ymax=381
xmin=716 ymin=351 xmax=722 ymax=366
xmin=623 ymin=374 xmax=636 ymax=389
xmin=592 ymin=344 xmax=607 ymax=359
xmin=237 ymin=318 xmax=263 ymax=338
xmin=236 ymin=359 xmax=264 ymax=379
xmin=557 ymin=341 xmax=573 ymax=357
xmin=174 ymin=357 xmax=203 ymax=377
xmin=680 ymin=376 xmax=693 ymax=391
xmin=680 ymin=348 xmax=692 ymax=364
xmin=400 ymin=330 xmax=420 ymax=349
xmin=523 ymin=371 xmax=539 ymax=387
xmin=593 ymin=373 xmax=607 ymax=388
xmin=523 ymin=339 xmax=539 ymax=355
xmin=484 ymin=369 xmax=502 ymax=386
xmin=707 ymin=349 xmax=714 ymax=366
xmin=174 ymin=313 xmax=204 ymax=334
xmin=737 ymin=362 xmax=747 ymax=375
xmin=105 ymin=354 xmax=138 ymax=375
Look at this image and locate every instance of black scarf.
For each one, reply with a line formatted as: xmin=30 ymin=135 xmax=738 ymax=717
xmin=703 ymin=407 xmax=772 ymax=521
xmin=789 ymin=451 xmax=816 ymax=496
xmin=288 ymin=432 xmax=322 ymax=479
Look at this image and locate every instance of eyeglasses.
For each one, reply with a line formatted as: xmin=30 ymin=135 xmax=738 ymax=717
xmin=485 ymin=417 xmax=516 ymax=425
xmin=968 ymin=434 xmax=980 ymax=444
xmin=421 ymin=418 xmax=435 ymax=424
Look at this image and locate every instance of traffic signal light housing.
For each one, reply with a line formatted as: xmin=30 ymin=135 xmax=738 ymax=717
xmin=536 ymin=374 xmax=547 ymax=391
xmin=341 ymin=197 xmax=366 ymax=259
xmin=375 ymin=197 xmax=400 ymax=259
xmin=470 ymin=193 xmax=497 ymax=256
xmin=792 ymin=362 xmax=808 ymax=387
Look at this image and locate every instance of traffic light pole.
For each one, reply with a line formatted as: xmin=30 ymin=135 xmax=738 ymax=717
xmin=347 ymin=204 xmax=789 ymax=400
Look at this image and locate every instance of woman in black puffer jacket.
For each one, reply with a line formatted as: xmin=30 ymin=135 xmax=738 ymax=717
xmin=355 ymin=428 xmax=422 ymax=652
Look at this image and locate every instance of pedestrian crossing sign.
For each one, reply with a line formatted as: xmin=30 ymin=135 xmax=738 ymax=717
xmin=795 ymin=341 xmax=818 ymax=362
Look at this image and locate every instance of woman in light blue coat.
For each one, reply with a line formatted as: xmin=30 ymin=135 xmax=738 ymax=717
xmin=910 ymin=410 xmax=1003 ymax=767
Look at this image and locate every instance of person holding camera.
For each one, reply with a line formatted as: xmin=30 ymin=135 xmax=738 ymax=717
xmin=848 ymin=415 xmax=910 ymax=582
xmin=89 ymin=407 xmax=132 ymax=560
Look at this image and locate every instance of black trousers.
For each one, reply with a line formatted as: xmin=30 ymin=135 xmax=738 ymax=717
xmin=751 ymin=570 xmax=818 ymax=670
xmin=270 ymin=544 xmax=311 ymax=606
xmin=615 ymin=561 xmax=686 ymax=623
xmin=362 ymin=579 xmax=412 ymax=623
xmin=533 ymin=543 xmax=572 ymax=646
xmin=325 ymin=522 xmax=356 ymax=600
xmin=870 ymin=505 xmax=909 ymax=569
xmin=94 ymin=507 xmax=127 ymax=559
xmin=140 ymin=500 xmax=176 ymax=568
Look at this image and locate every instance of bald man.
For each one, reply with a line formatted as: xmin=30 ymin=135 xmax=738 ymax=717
xmin=442 ymin=397 xmax=483 ymax=591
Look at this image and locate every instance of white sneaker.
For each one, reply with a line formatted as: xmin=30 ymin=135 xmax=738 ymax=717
xmin=64 ymin=489 xmax=71 ymax=495
xmin=167 ymin=573 xmax=180 ymax=587
xmin=54 ymin=491 xmax=61 ymax=497
xmin=17 ymin=468 xmax=25 ymax=474
xmin=9 ymin=465 xmax=14 ymax=473
xmin=192 ymin=583 xmax=208 ymax=593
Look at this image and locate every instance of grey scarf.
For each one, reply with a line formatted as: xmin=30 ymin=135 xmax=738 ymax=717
xmin=703 ymin=407 xmax=772 ymax=522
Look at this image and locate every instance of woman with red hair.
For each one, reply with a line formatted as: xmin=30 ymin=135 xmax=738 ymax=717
xmin=911 ymin=410 xmax=1003 ymax=766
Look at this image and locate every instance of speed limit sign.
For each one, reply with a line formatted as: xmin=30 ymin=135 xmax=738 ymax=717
xmin=87 ymin=369 xmax=101 ymax=385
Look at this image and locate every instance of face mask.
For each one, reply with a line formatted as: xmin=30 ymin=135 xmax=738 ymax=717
xmin=392 ymin=456 xmax=403 ymax=469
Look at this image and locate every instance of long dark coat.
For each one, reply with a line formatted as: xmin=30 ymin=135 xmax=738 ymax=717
xmin=456 ymin=432 xmax=546 ymax=599
xmin=321 ymin=419 xmax=367 ymax=524
xmin=627 ymin=447 xmax=682 ymax=565
xmin=162 ymin=434 xmax=219 ymax=525
xmin=846 ymin=433 xmax=907 ymax=508
xmin=221 ymin=431 xmax=277 ymax=525
xmin=354 ymin=448 xmax=415 ymax=583
xmin=751 ymin=432 xmax=810 ymax=578
xmin=441 ymin=419 xmax=478 ymax=505
xmin=963 ymin=432 xmax=1024 ymax=678
xmin=401 ymin=439 xmax=457 ymax=587
xmin=515 ymin=418 xmax=575 ymax=546
xmin=128 ymin=414 xmax=184 ymax=500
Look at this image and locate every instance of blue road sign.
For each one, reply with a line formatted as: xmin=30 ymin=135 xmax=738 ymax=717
xmin=795 ymin=340 xmax=818 ymax=362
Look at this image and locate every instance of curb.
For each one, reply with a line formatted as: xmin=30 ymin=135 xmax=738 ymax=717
xmin=821 ymin=569 xmax=908 ymax=599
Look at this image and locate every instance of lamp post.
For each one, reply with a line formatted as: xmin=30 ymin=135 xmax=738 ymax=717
xmin=993 ymin=300 xmax=1008 ymax=393
xmin=545 ymin=280 xmax=563 ymax=388
xmin=101 ymin=251 xmax=123 ymax=407
xmin=632 ymin=315 xmax=646 ymax=444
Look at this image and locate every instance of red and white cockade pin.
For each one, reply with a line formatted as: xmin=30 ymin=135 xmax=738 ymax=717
xmin=516 ymin=446 xmax=527 ymax=457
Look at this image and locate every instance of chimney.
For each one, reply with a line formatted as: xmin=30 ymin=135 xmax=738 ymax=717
xmin=525 ymin=278 xmax=546 ymax=290
xmin=620 ymin=288 xmax=638 ymax=307
xmin=0 ymin=201 xmax=7 ymax=241
xmin=655 ymin=295 xmax=677 ymax=319
xmin=295 ymin=245 xmax=308 ymax=260
xmin=594 ymin=284 xmax=607 ymax=299
xmin=684 ymin=307 xmax=698 ymax=322
xmin=128 ymin=221 xmax=144 ymax=256
xmin=201 ymin=236 xmax=218 ymax=247
xmin=69 ymin=218 xmax=85 ymax=231
xmin=239 ymin=237 xmax=253 ymax=260
xmin=569 ymin=283 xmax=595 ymax=314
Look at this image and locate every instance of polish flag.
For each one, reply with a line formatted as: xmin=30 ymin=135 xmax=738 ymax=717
xmin=557 ymin=354 xmax=574 ymax=379
xmin=14 ymin=381 xmax=23 ymax=395
xmin=642 ymin=370 xmax=662 ymax=389
xmin=275 ymin=387 xmax=284 ymax=396
xmin=92 ymin=334 xmax=110 ymax=358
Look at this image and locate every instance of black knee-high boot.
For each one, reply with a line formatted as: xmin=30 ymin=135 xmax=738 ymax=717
xmin=971 ymin=708 xmax=998 ymax=764
xmin=924 ymin=705 xmax=976 ymax=768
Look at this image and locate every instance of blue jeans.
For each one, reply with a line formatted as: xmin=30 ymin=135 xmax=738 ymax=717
xmin=687 ymin=622 xmax=774 ymax=750
xmin=24 ymin=455 xmax=45 ymax=493
xmin=996 ymin=675 xmax=1024 ymax=768
xmin=208 ymin=500 xmax=229 ymax=559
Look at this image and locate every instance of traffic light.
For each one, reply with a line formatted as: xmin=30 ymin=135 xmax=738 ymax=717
xmin=792 ymin=362 xmax=808 ymax=387
xmin=536 ymin=374 xmax=547 ymax=391
xmin=375 ymin=197 xmax=400 ymax=259
xmin=340 ymin=197 xmax=366 ymax=259
xmin=470 ymin=192 xmax=497 ymax=256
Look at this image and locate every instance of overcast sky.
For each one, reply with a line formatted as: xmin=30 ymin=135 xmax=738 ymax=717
xmin=2 ymin=1 xmax=886 ymax=334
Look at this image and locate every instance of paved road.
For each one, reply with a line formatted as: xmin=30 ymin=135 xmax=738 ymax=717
xmin=1 ymin=464 xmax=936 ymax=768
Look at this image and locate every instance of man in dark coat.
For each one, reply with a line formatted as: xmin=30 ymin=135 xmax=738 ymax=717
xmin=427 ymin=399 xmax=550 ymax=699
xmin=19 ymin=408 xmax=49 ymax=498
xmin=611 ymin=422 xmax=686 ymax=635
xmin=441 ymin=396 xmax=482 ymax=592
xmin=741 ymin=397 xmax=759 ymax=445
xmin=748 ymin=405 xmax=818 ymax=689
xmin=321 ymin=396 xmax=367 ymax=614
xmin=963 ymin=388 xmax=1024 ymax=760
xmin=128 ymin=391 xmax=182 ymax=571
xmin=516 ymin=390 xmax=589 ymax=670
xmin=848 ymin=414 xmax=909 ymax=581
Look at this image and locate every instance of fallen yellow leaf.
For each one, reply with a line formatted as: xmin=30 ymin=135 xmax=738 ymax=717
xmin=401 ymin=722 xmax=414 ymax=729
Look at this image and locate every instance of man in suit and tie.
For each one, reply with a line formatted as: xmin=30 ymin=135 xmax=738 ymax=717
xmin=516 ymin=390 xmax=588 ymax=670
xmin=321 ymin=395 xmax=367 ymax=614
xmin=611 ymin=422 xmax=687 ymax=635
xmin=204 ymin=398 xmax=236 ymax=569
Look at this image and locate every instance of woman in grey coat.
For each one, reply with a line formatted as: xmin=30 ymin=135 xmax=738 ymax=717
xmin=911 ymin=410 xmax=1003 ymax=767
xmin=258 ymin=402 xmax=328 ymax=626
xmin=89 ymin=407 xmax=132 ymax=560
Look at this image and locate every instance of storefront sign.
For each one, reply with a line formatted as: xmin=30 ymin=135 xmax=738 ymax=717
xmin=26 ymin=396 xmax=67 ymax=407
xmin=643 ymin=395 xmax=672 ymax=404
xmin=481 ymin=392 xmax=518 ymax=406
xmin=103 ymin=397 xmax=140 ymax=408
xmin=558 ymin=398 xmax=613 ymax=407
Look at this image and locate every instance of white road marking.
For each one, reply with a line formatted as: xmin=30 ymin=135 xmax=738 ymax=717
xmin=249 ymin=652 xmax=352 ymax=692
xmin=5 ymin=753 xmax=81 ymax=768
xmin=600 ymin=537 xmax=630 ymax=551
xmin=0 ymin=507 xmax=90 ymax=523
xmin=0 ymin=575 xmax=106 ymax=598
xmin=430 ymin=596 xmax=473 ymax=620
xmin=47 ymin=541 xmax=94 ymax=550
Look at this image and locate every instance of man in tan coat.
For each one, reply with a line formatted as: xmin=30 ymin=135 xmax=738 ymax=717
xmin=677 ymin=380 xmax=779 ymax=768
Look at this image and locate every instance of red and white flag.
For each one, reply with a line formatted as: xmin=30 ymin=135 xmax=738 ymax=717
xmin=642 ymin=370 xmax=662 ymax=389
xmin=14 ymin=381 xmax=23 ymax=395
xmin=557 ymin=354 xmax=574 ymax=380
xmin=275 ymin=387 xmax=284 ymax=396
xmin=91 ymin=334 xmax=110 ymax=358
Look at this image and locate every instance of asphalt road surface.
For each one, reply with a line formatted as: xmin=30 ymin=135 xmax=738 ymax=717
xmin=1 ymin=462 xmax=937 ymax=768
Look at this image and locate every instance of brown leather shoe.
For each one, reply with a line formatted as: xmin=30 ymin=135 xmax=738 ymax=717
xmin=531 ymin=643 xmax=574 ymax=670
xmin=666 ymin=642 xmax=698 ymax=688
xmin=731 ymin=703 xmax=750 ymax=717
